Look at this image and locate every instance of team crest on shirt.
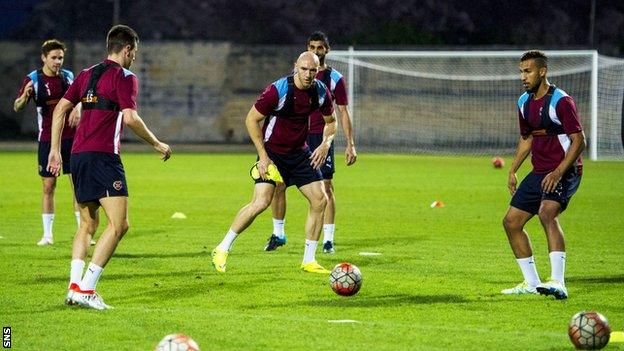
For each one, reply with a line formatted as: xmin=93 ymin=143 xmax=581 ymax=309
xmin=113 ymin=181 xmax=123 ymax=191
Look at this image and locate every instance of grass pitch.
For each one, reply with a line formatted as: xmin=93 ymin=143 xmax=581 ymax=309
xmin=1 ymin=151 xmax=623 ymax=350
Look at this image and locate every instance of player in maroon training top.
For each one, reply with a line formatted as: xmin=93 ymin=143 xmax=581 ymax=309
xmin=266 ymin=31 xmax=357 ymax=254
xmin=501 ymin=50 xmax=585 ymax=300
xmin=47 ymin=25 xmax=172 ymax=310
xmin=212 ymin=51 xmax=337 ymax=274
xmin=13 ymin=39 xmax=82 ymax=246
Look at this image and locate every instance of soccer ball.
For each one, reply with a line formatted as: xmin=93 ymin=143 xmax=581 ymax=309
xmin=155 ymin=333 xmax=200 ymax=351
xmin=491 ymin=156 xmax=505 ymax=168
xmin=568 ymin=311 xmax=611 ymax=350
xmin=329 ymin=262 xmax=362 ymax=296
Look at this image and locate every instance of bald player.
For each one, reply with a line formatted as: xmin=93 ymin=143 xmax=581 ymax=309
xmin=211 ymin=52 xmax=336 ymax=274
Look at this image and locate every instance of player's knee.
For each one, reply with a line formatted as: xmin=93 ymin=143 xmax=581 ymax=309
xmin=42 ymin=182 xmax=56 ymax=195
xmin=252 ymin=197 xmax=272 ymax=214
xmin=502 ymin=214 xmax=520 ymax=232
xmin=324 ymin=183 xmax=334 ymax=197
xmin=537 ymin=208 xmax=558 ymax=224
xmin=310 ymin=193 xmax=327 ymax=212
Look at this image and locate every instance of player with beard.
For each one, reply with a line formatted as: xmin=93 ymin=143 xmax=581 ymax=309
xmin=501 ymin=50 xmax=585 ymax=300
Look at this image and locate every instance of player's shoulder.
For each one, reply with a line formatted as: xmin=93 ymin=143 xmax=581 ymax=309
xmin=270 ymin=76 xmax=289 ymax=96
xmin=60 ymin=68 xmax=74 ymax=78
xmin=314 ymin=78 xmax=329 ymax=92
xmin=517 ymin=92 xmax=529 ymax=105
xmin=26 ymin=69 xmax=38 ymax=82
xmin=327 ymin=67 xmax=344 ymax=81
xmin=551 ymin=86 xmax=571 ymax=103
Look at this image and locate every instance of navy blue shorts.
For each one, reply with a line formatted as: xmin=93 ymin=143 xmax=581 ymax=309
xmin=307 ymin=133 xmax=334 ymax=180
xmin=255 ymin=147 xmax=322 ymax=188
xmin=510 ymin=169 xmax=581 ymax=214
xmin=70 ymin=152 xmax=128 ymax=203
xmin=39 ymin=139 xmax=73 ymax=177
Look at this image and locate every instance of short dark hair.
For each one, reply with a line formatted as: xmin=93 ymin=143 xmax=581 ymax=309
xmin=307 ymin=31 xmax=330 ymax=48
xmin=106 ymin=25 xmax=139 ymax=54
xmin=41 ymin=39 xmax=66 ymax=56
xmin=520 ymin=50 xmax=548 ymax=68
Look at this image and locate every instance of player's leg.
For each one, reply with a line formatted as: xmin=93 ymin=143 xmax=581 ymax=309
xmin=67 ymin=174 xmax=93 ymax=245
xmin=61 ymin=138 xmax=83 ymax=234
xmin=38 ymin=176 xmax=56 ymax=245
xmin=501 ymin=206 xmax=540 ymax=294
xmin=65 ymin=200 xmax=99 ymax=306
xmin=297 ymin=180 xmax=329 ymax=273
xmin=266 ymin=181 xmax=287 ymax=251
xmin=321 ymin=179 xmax=336 ymax=253
xmin=70 ymin=196 xmax=127 ymax=310
xmin=535 ymin=200 xmax=568 ymax=299
xmin=213 ymin=182 xmax=275 ymax=272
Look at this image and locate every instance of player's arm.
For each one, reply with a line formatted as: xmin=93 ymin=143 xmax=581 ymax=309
xmin=245 ymin=106 xmax=272 ymax=179
xmin=68 ymin=102 xmax=82 ymax=127
xmin=508 ymin=134 xmax=532 ymax=195
xmin=122 ymin=109 xmax=171 ymax=161
xmin=337 ymin=104 xmax=357 ymax=165
xmin=13 ymin=80 xmax=33 ymax=112
xmin=47 ymin=98 xmax=74 ymax=176
xmin=310 ymin=113 xmax=336 ymax=169
xmin=541 ymin=131 xmax=586 ymax=193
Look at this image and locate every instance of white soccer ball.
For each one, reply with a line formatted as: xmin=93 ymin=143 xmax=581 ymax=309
xmin=155 ymin=333 xmax=200 ymax=351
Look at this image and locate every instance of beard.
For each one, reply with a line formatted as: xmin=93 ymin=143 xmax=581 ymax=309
xmin=527 ymin=77 xmax=542 ymax=94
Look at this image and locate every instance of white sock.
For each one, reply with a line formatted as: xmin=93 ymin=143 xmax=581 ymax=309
xmin=549 ymin=251 xmax=566 ymax=284
xmin=70 ymin=259 xmax=85 ymax=287
xmin=322 ymin=224 xmax=335 ymax=243
xmin=273 ymin=218 xmax=285 ymax=238
xmin=517 ymin=256 xmax=541 ymax=287
xmin=217 ymin=229 xmax=238 ymax=252
xmin=75 ymin=211 xmax=81 ymax=229
xmin=80 ymin=262 xmax=103 ymax=291
xmin=302 ymin=239 xmax=318 ymax=264
xmin=42 ymin=213 xmax=54 ymax=238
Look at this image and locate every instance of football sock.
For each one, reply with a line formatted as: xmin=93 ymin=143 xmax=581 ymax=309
xmin=80 ymin=262 xmax=103 ymax=291
xmin=70 ymin=259 xmax=85 ymax=287
xmin=272 ymin=218 xmax=285 ymax=239
xmin=517 ymin=256 xmax=541 ymax=287
xmin=322 ymin=224 xmax=335 ymax=243
xmin=302 ymin=239 xmax=318 ymax=264
xmin=549 ymin=251 xmax=566 ymax=283
xmin=74 ymin=211 xmax=81 ymax=229
xmin=42 ymin=213 xmax=54 ymax=238
xmin=217 ymin=229 xmax=238 ymax=252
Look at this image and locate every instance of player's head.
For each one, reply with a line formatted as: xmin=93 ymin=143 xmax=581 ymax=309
xmin=40 ymin=39 xmax=66 ymax=75
xmin=307 ymin=31 xmax=330 ymax=62
xmin=519 ymin=50 xmax=548 ymax=93
xmin=107 ymin=25 xmax=139 ymax=69
xmin=294 ymin=51 xmax=320 ymax=89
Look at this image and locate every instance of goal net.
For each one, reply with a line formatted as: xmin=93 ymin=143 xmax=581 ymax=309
xmin=327 ymin=50 xmax=624 ymax=160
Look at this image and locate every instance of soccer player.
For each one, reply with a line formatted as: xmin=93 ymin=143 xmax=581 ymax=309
xmin=14 ymin=39 xmax=82 ymax=246
xmin=501 ymin=50 xmax=585 ymax=300
xmin=265 ymin=31 xmax=357 ymax=253
xmin=47 ymin=25 xmax=172 ymax=310
xmin=212 ymin=51 xmax=336 ymax=274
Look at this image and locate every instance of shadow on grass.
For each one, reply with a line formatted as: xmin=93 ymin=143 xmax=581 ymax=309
xmin=258 ymin=293 xmax=469 ymax=309
xmin=565 ymin=275 xmax=624 ymax=284
xmin=113 ymin=251 xmax=208 ymax=259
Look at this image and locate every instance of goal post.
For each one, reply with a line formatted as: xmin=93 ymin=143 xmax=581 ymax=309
xmin=327 ymin=49 xmax=624 ymax=160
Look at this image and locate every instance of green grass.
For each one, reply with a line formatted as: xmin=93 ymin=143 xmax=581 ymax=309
xmin=1 ymin=151 xmax=623 ymax=350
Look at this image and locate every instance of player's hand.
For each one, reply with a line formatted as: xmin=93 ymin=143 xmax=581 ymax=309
xmin=23 ymin=81 xmax=34 ymax=98
xmin=507 ymin=172 xmax=518 ymax=195
xmin=68 ymin=104 xmax=81 ymax=127
xmin=345 ymin=144 xmax=357 ymax=166
xmin=47 ymin=149 xmax=62 ymax=177
xmin=257 ymin=157 xmax=272 ymax=180
xmin=310 ymin=143 xmax=330 ymax=170
xmin=154 ymin=142 xmax=172 ymax=161
xmin=541 ymin=169 xmax=562 ymax=193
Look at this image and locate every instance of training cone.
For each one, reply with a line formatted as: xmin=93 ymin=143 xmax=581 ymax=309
xmin=430 ymin=200 xmax=445 ymax=208
xmin=171 ymin=212 xmax=187 ymax=219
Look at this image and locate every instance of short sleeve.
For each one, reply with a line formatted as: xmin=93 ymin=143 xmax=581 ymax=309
xmin=117 ymin=74 xmax=138 ymax=110
xmin=518 ymin=107 xmax=530 ymax=136
xmin=320 ymin=85 xmax=334 ymax=117
xmin=63 ymin=71 xmax=85 ymax=104
xmin=555 ymin=96 xmax=583 ymax=135
xmin=254 ymin=84 xmax=279 ymax=116
xmin=16 ymin=76 xmax=32 ymax=101
xmin=333 ymin=77 xmax=348 ymax=105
